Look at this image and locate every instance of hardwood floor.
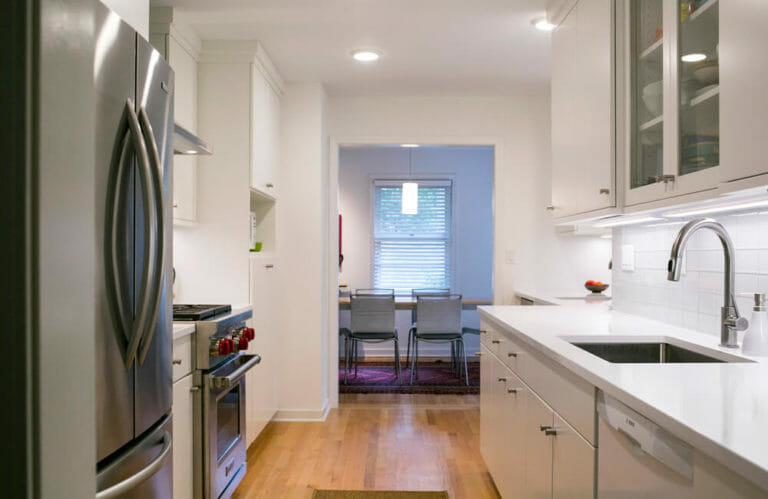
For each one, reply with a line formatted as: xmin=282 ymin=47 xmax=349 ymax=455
xmin=233 ymin=394 xmax=499 ymax=499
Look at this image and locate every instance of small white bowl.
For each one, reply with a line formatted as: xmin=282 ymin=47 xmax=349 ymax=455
xmin=642 ymin=81 xmax=663 ymax=116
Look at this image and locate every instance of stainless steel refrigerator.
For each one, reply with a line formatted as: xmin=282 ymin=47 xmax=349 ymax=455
xmin=93 ymin=2 xmax=175 ymax=497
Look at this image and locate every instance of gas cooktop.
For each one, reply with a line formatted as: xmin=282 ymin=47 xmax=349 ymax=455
xmin=172 ymin=304 xmax=232 ymax=321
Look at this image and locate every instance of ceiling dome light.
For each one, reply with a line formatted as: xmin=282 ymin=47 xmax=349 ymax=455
xmin=681 ymin=53 xmax=707 ymax=62
xmin=533 ymin=18 xmax=557 ymax=31
xmin=351 ymin=49 xmax=381 ymax=62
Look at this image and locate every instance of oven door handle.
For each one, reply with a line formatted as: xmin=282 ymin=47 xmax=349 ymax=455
xmin=211 ymin=354 xmax=261 ymax=389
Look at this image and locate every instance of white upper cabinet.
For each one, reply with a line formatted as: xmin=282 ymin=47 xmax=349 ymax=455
xmin=150 ymin=12 xmax=201 ymax=224
xmin=250 ymin=67 xmax=281 ymax=198
xmin=719 ymin=0 xmax=768 ymax=185
xmin=551 ymin=0 xmax=616 ymax=220
xmin=620 ymin=0 xmax=720 ymax=207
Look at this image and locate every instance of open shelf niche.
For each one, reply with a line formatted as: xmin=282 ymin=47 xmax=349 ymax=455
xmin=250 ymin=188 xmax=276 ymax=256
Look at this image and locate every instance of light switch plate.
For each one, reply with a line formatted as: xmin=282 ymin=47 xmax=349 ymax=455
xmin=621 ymin=244 xmax=635 ymax=272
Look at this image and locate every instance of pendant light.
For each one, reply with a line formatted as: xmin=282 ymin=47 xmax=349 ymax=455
xmin=401 ymin=147 xmax=418 ymax=214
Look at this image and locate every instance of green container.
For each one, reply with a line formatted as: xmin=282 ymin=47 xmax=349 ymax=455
xmin=250 ymin=242 xmax=263 ymax=252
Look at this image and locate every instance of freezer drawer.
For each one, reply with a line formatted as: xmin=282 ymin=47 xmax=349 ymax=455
xmin=597 ymin=391 xmax=766 ymax=498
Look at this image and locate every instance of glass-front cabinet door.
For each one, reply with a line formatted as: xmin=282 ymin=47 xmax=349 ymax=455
xmin=622 ymin=0 xmax=719 ymax=206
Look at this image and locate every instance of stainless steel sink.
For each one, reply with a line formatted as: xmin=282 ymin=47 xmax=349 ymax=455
xmin=569 ymin=341 xmax=752 ymax=364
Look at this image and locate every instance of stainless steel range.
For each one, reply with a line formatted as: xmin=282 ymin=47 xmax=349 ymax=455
xmin=174 ymin=305 xmax=259 ymax=499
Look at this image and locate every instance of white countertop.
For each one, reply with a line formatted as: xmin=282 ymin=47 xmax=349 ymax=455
xmin=172 ymin=323 xmax=195 ymax=341
xmin=514 ymin=288 xmax=611 ymax=307
xmin=478 ymin=305 xmax=768 ymax=491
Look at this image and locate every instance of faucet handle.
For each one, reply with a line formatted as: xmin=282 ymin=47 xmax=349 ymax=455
xmin=725 ymin=315 xmax=749 ymax=332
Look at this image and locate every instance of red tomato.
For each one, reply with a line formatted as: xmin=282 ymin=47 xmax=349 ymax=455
xmin=586 ymin=280 xmax=596 ymax=286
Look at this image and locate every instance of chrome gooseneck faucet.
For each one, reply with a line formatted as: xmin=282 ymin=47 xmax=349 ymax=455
xmin=667 ymin=218 xmax=748 ymax=348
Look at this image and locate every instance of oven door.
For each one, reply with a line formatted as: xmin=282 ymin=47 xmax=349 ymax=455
xmin=202 ymin=354 xmax=261 ymax=499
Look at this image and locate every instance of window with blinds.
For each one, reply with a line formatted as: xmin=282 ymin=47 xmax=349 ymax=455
xmin=372 ymin=180 xmax=453 ymax=294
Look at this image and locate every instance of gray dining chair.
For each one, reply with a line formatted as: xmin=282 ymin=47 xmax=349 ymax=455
xmin=410 ymin=294 xmax=468 ymax=385
xmin=406 ymin=288 xmax=451 ymax=367
xmin=346 ymin=290 xmax=401 ymax=384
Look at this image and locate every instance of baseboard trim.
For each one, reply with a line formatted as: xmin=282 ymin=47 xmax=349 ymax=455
xmin=273 ymin=398 xmax=331 ymax=422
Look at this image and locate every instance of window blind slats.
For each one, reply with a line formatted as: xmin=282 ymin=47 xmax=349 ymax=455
xmin=372 ymin=182 xmax=452 ymax=294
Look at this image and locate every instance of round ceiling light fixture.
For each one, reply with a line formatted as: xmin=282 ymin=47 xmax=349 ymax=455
xmin=351 ymin=49 xmax=382 ymax=62
xmin=532 ymin=18 xmax=557 ymax=31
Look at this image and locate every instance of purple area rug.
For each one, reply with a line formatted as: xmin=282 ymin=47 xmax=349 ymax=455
xmin=339 ymin=361 xmax=479 ymax=394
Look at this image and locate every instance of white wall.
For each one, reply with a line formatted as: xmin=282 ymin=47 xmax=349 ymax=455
xmin=275 ymin=83 xmax=330 ymax=419
xmin=101 ymin=0 xmax=149 ymax=38
xmin=338 ymin=145 xmax=493 ymax=356
xmin=612 ymin=213 xmax=768 ymax=337
xmin=328 ymin=93 xmax=612 ymax=305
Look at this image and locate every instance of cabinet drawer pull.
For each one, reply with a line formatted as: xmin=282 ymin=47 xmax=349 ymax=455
xmin=265 ymin=264 xmax=274 ymax=269
xmin=189 ymin=386 xmax=200 ymax=392
xmin=478 ymin=329 xmax=488 ymax=334
xmin=539 ymin=425 xmax=552 ymax=432
xmin=172 ymin=359 xmax=182 ymax=365
xmin=491 ymin=339 xmax=501 ymax=344
xmin=173 ymin=203 xmax=179 ymax=208
xmin=544 ymin=428 xmax=558 ymax=436
xmin=599 ymin=188 xmax=610 ymax=195
xmin=545 ymin=205 xmax=555 ymax=211
xmin=507 ymin=388 xmax=518 ymax=394
xmin=265 ymin=183 xmax=274 ymax=188
xmin=507 ymin=352 xmax=518 ymax=358
xmin=497 ymin=377 xmax=507 ymax=383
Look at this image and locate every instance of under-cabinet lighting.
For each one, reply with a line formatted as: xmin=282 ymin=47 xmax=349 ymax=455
xmin=593 ymin=216 xmax=660 ymax=228
xmin=681 ymin=53 xmax=707 ymax=62
xmin=185 ymin=150 xmax=198 ymax=154
xmin=351 ymin=49 xmax=381 ymax=62
xmin=532 ymin=18 xmax=557 ymax=31
xmin=401 ymin=144 xmax=420 ymax=148
xmin=663 ymin=198 xmax=768 ymax=218
xmin=401 ymin=182 xmax=418 ymax=215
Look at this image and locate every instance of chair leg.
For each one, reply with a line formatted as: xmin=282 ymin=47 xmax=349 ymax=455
xmin=460 ymin=339 xmax=469 ymax=386
xmin=410 ymin=336 xmax=417 ymax=385
xmin=354 ymin=339 xmax=359 ymax=377
xmin=344 ymin=336 xmax=349 ymax=385
xmin=406 ymin=329 xmax=412 ymax=367
xmin=394 ymin=337 xmax=401 ymax=383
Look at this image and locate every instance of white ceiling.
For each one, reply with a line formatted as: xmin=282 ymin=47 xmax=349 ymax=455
xmin=153 ymin=0 xmax=552 ymax=96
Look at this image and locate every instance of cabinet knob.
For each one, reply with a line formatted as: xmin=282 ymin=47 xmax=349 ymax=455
xmin=539 ymin=425 xmax=552 ymax=432
xmin=544 ymin=429 xmax=558 ymax=436
xmin=173 ymin=203 xmax=179 ymax=208
xmin=599 ymin=188 xmax=610 ymax=195
xmin=189 ymin=386 xmax=200 ymax=392
xmin=655 ymin=174 xmax=676 ymax=184
xmin=497 ymin=377 xmax=507 ymax=383
xmin=172 ymin=359 xmax=182 ymax=365
xmin=265 ymin=183 xmax=274 ymax=188
xmin=479 ymin=329 xmax=488 ymax=334
xmin=507 ymin=388 xmax=518 ymax=394
xmin=491 ymin=339 xmax=502 ymax=344
xmin=545 ymin=205 xmax=555 ymax=211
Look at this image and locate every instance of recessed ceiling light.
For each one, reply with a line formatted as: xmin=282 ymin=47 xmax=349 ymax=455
xmin=681 ymin=53 xmax=707 ymax=62
xmin=351 ymin=49 xmax=381 ymax=62
xmin=401 ymin=144 xmax=420 ymax=148
xmin=532 ymin=18 xmax=557 ymax=31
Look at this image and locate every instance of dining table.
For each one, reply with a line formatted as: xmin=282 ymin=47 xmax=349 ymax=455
xmin=338 ymin=295 xmax=493 ymax=310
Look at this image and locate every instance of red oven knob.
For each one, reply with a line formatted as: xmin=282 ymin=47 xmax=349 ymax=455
xmin=238 ymin=336 xmax=249 ymax=351
xmin=218 ymin=339 xmax=231 ymax=356
xmin=244 ymin=328 xmax=255 ymax=340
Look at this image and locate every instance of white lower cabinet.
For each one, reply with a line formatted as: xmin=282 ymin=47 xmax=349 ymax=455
xmin=552 ymin=413 xmax=595 ymax=499
xmin=245 ymin=256 xmax=278 ymax=445
xmin=172 ymin=373 xmax=194 ymax=499
xmin=523 ymin=387 xmax=554 ymax=498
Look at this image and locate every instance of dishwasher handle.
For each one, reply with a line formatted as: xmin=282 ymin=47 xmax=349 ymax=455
xmin=597 ymin=390 xmax=694 ymax=480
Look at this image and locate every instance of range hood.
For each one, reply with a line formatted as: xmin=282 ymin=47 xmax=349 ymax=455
xmin=173 ymin=123 xmax=212 ymax=155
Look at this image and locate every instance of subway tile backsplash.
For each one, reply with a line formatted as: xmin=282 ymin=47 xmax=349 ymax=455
xmin=612 ymin=212 xmax=768 ymax=337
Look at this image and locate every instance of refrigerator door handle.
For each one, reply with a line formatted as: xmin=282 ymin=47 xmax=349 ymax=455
xmin=105 ymin=127 xmax=133 ymax=352
xmin=124 ymin=101 xmax=157 ymax=369
xmin=95 ymin=430 xmax=172 ymax=499
xmin=136 ymin=107 xmax=166 ymax=365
